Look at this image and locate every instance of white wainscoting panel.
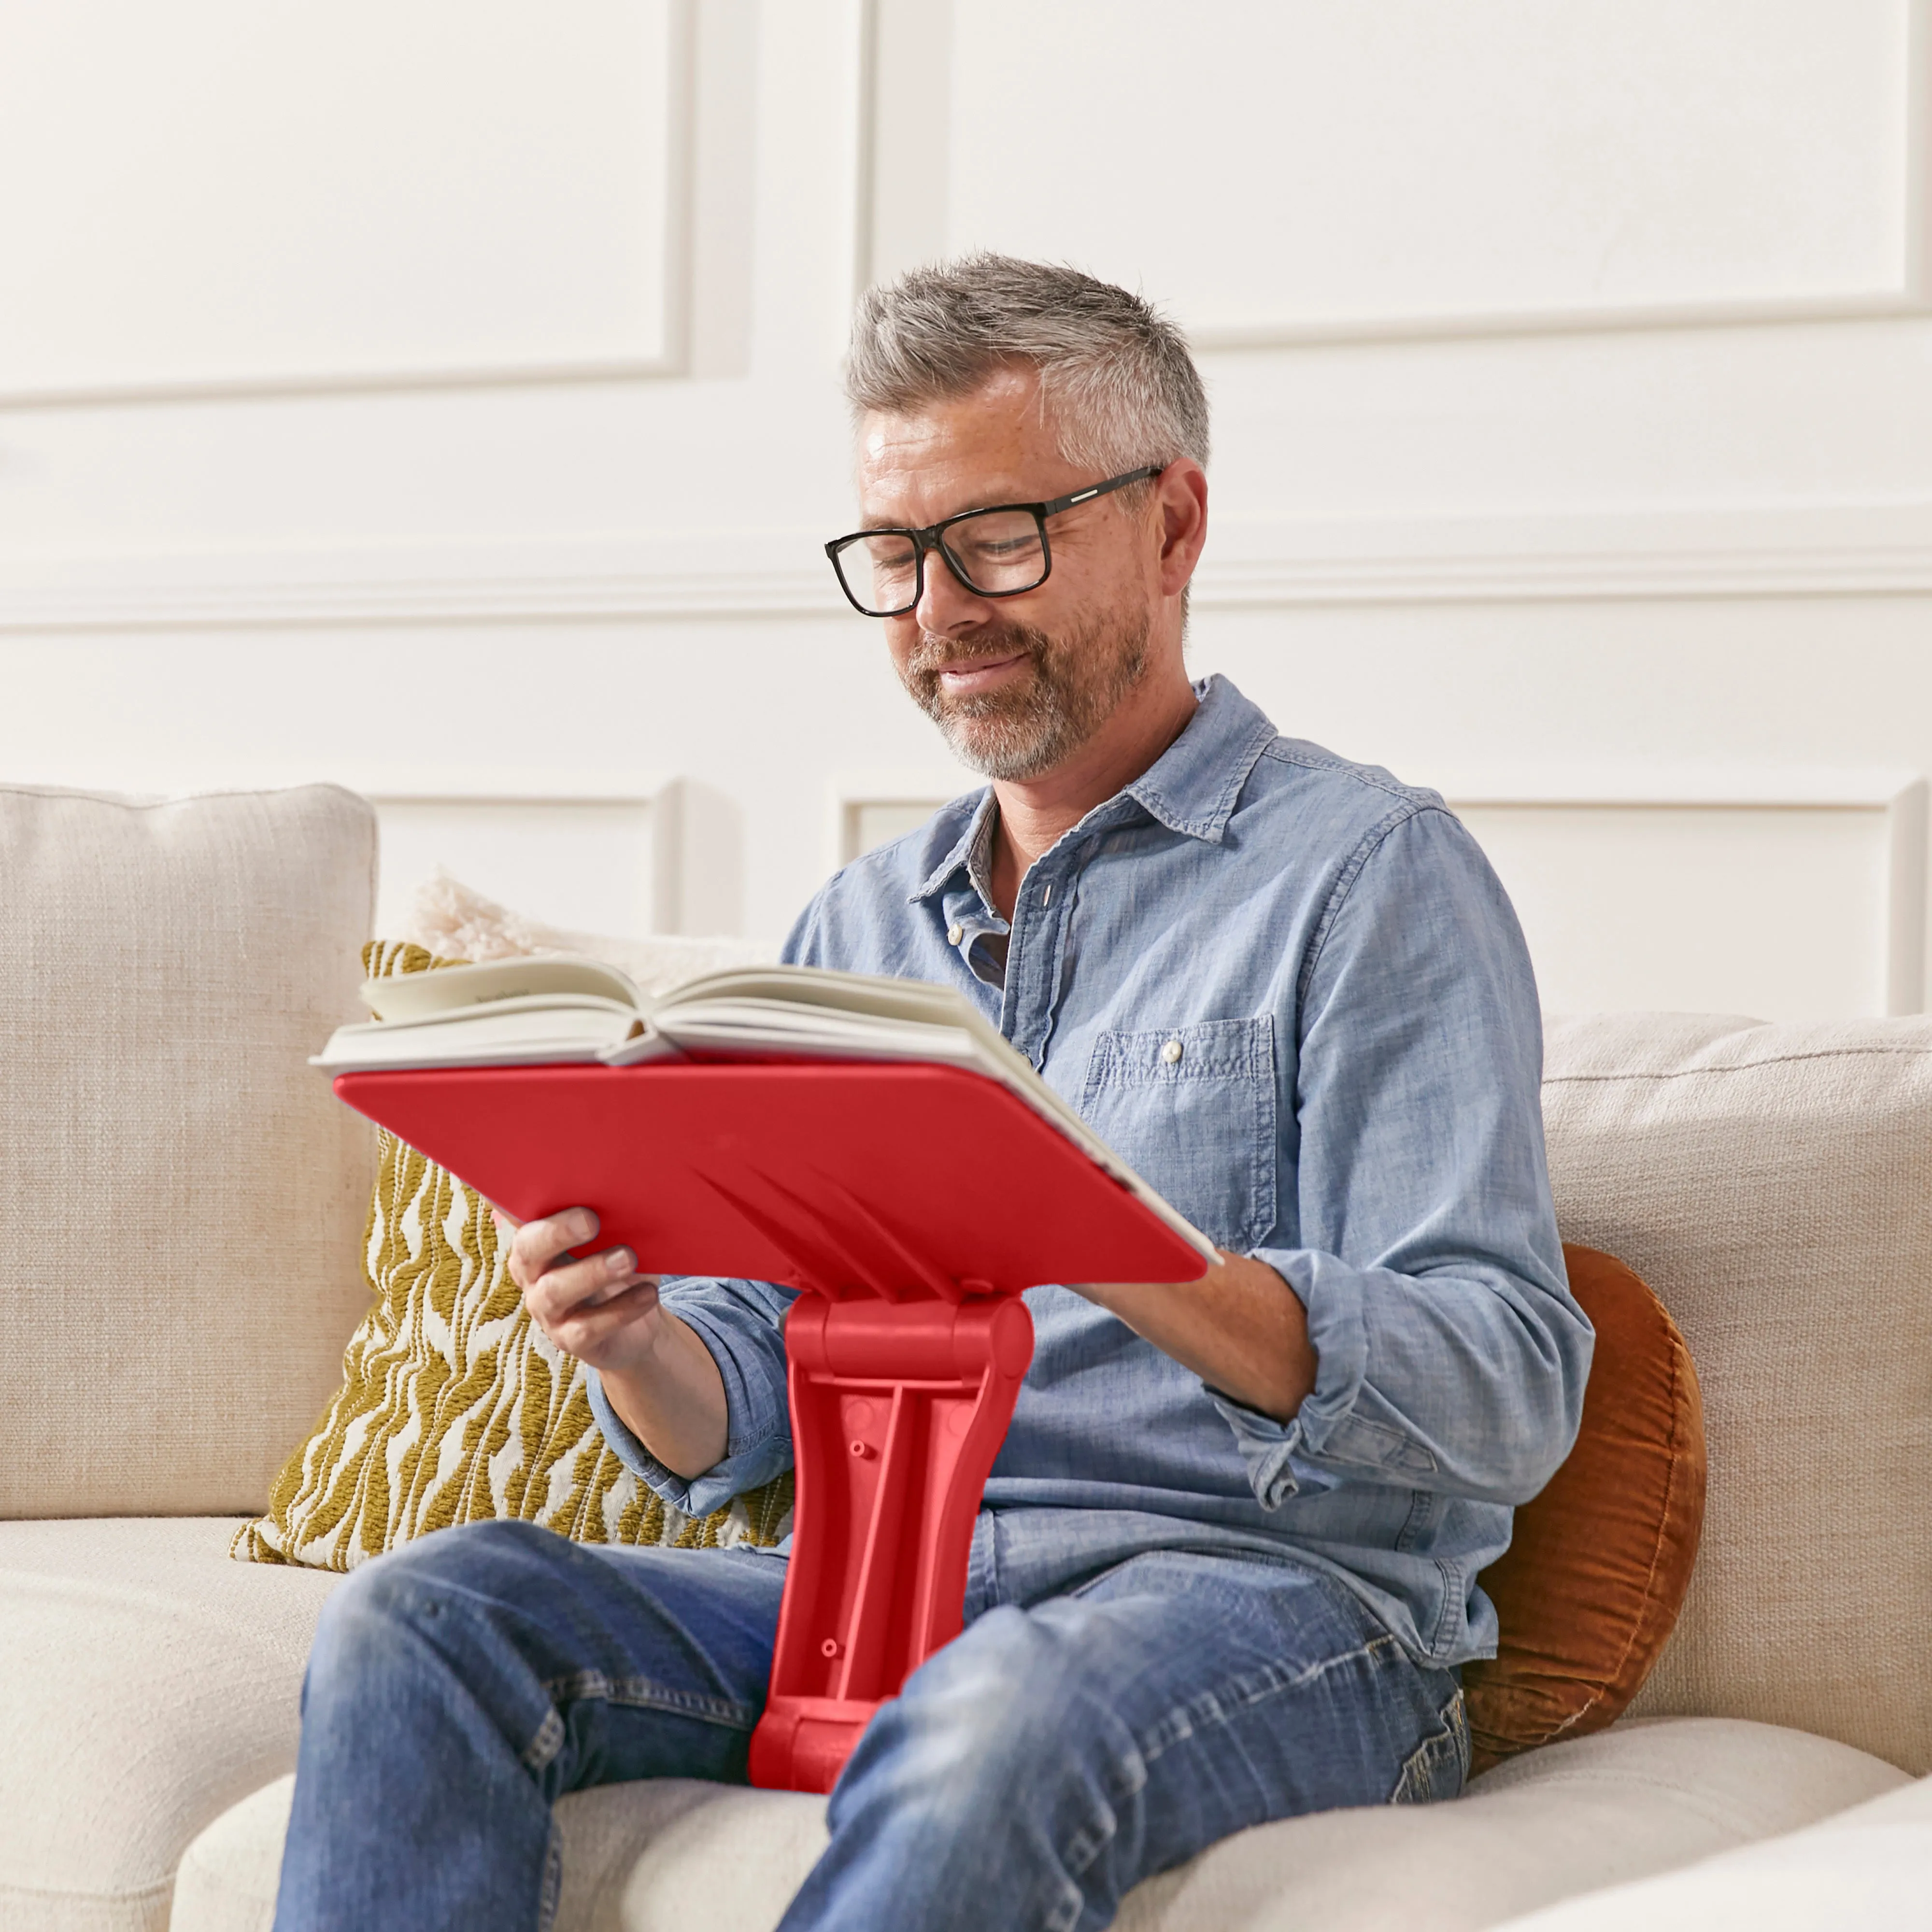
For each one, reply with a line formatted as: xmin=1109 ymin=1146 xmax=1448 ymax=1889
xmin=0 ymin=0 xmax=692 ymax=399
xmin=870 ymin=0 xmax=1924 ymax=342
xmin=833 ymin=773 xmax=1929 ymax=1023
xmin=370 ymin=794 xmax=662 ymax=944
xmin=833 ymin=765 xmax=983 ymax=870
xmin=1449 ymin=781 xmax=1929 ymax=1021
xmin=366 ymin=775 xmax=745 ymax=943
xmin=846 ymin=798 xmax=948 ymax=864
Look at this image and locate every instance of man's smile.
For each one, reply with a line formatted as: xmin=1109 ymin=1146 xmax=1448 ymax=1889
xmin=935 ymin=650 xmax=1029 ymax=695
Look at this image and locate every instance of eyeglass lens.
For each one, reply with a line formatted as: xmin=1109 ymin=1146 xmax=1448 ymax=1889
xmin=839 ymin=508 xmax=1048 ymax=614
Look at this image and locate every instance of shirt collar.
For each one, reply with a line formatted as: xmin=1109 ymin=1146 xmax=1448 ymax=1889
xmin=910 ymin=789 xmax=998 ymax=904
xmin=963 ymin=798 xmax=1003 ymax=912
xmin=1122 ymin=674 xmax=1278 ymax=844
xmin=907 ymin=675 xmax=1276 ymax=904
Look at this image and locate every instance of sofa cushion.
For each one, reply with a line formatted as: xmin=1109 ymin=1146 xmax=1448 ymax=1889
xmin=1112 ymin=1717 xmax=1904 ymax=1932
xmin=0 ymin=782 xmax=378 ymax=1517
xmin=1541 ymin=1015 xmax=1932 ymax=1774
xmin=1464 ymin=1245 xmax=1705 ymax=1772
xmin=1489 ymin=1768 xmax=1932 ymax=1929
xmin=233 ymin=940 xmax=792 ymax=1574
xmin=171 ymin=1717 xmax=1906 ymax=1932
xmin=0 ymin=1516 xmax=341 ymax=1932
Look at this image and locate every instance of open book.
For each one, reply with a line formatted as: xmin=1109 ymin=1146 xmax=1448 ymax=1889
xmin=315 ymin=958 xmax=1218 ymax=1265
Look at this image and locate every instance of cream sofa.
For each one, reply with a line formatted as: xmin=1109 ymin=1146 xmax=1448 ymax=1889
xmin=2 ymin=781 xmax=1927 ymax=1932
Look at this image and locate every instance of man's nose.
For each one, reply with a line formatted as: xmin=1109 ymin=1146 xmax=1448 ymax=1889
xmin=914 ymin=543 xmax=994 ymax=636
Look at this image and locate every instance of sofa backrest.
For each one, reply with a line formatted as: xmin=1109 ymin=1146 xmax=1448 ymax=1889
xmin=0 ymin=783 xmax=378 ymax=1518
xmin=1542 ymin=1012 xmax=1932 ymax=1775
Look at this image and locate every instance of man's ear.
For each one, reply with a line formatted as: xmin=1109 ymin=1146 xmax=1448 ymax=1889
xmin=1155 ymin=461 xmax=1209 ymax=599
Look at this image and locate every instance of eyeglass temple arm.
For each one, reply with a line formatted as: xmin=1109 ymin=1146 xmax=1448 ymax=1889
xmin=1036 ymin=464 xmax=1165 ymax=518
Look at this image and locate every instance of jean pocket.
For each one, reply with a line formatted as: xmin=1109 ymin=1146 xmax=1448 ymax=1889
xmin=1080 ymin=1017 xmax=1277 ymax=1252
xmin=1389 ymin=1687 xmax=1469 ymax=1806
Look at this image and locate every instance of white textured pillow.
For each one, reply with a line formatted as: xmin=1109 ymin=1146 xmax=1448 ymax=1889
xmin=0 ymin=782 xmax=378 ymax=1517
xmin=403 ymin=872 xmax=777 ymax=991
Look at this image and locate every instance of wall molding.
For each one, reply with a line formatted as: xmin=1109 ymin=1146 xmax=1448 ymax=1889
xmin=1194 ymin=504 xmax=1932 ymax=608
xmin=1192 ymin=0 xmax=1932 ymax=354
xmin=366 ymin=775 xmax=741 ymax=937
xmin=1191 ymin=0 xmax=1932 ymax=356
xmin=0 ymin=538 xmax=838 ymax=630
xmin=1446 ymin=777 xmax=1929 ymax=1019
xmin=1190 ymin=292 xmax=1932 ymax=354
xmin=14 ymin=503 xmax=1932 ymax=631
xmin=0 ymin=0 xmax=702 ymax=409
xmin=830 ymin=763 xmax=982 ymax=870
xmin=863 ymin=0 xmax=1932 ymax=350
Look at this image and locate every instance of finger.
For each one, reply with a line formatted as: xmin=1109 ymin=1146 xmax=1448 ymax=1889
xmin=508 ymin=1208 xmax=601 ymax=1289
xmin=490 ymin=1206 xmax=522 ymax=1237
xmin=533 ymin=1276 xmax=664 ymax=1355
xmin=548 ymin=1273 xmax=662 ymax=1333
xmin=579 ymin=1269 xmax=664 ymax=1310
xmin=524 ymin=1245 xmax=643 ymax=1322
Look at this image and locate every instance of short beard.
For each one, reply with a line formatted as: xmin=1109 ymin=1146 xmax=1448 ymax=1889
xmin=896 ymin=602 xmax=1153 ymax=782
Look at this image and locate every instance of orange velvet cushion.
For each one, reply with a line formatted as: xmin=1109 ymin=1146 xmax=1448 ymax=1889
xmin=1463 ymin=1243 xmax=1706 ymax=1774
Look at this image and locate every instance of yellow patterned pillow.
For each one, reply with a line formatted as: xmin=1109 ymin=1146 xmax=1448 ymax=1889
xmin=233 ymin=940 xmax=793 ymax=1569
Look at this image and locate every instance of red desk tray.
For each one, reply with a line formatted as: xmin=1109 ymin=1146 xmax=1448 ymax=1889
xmin=334 ymin=1059 xmax=1206 ymax=1791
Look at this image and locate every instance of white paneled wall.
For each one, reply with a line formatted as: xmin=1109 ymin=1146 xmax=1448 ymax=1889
xmin=3 ymin=1 xmax=1931 ymax=1021
xmin=0 ymin=1 xmax=693 ymax=398
xmin=370 ymin=794 xmax=664 ymax=942
xmin=889 ymin=0 xmax=1925 ymax=339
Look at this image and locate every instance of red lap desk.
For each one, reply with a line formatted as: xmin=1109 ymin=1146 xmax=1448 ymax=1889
xmin=333 ymin=1059 xmax=1206 ymax=1792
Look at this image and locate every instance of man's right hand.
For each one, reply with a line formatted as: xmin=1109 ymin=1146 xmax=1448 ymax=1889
xmin=500 ymin=1207 xmax=666 ymax=1378
xmin=496 ymin=1207 xmax=729 ymax=1478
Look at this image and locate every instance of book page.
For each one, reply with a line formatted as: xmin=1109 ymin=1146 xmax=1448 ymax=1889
xmin=650 ymin=1002 xmax=981 ymax=1064
xmin=361 ymin=954 xmax=647 ymax=1023
xmin=654 ymin=966 xmax=968 ymax=1025
xmin=314 ymin=999 xmax=653 ymax=1071
xmin=657 ymin=967 xmax=1087 ymax=1138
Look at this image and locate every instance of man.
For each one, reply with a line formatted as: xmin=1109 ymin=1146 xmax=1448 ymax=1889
xmin=275 ymin=255 xmax=1591 ymax=1932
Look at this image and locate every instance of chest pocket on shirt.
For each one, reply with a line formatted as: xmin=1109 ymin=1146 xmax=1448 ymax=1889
xmin=1080 ymin=1017 xmax=1278 ymax=1253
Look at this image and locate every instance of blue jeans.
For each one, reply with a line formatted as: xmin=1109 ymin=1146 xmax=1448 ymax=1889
xmin=273 ymin=1519 xmax=1466 ymax=1932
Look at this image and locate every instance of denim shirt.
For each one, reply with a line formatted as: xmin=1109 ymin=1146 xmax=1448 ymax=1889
xmin=589 ymin=675 xmax=1592 ymax=1665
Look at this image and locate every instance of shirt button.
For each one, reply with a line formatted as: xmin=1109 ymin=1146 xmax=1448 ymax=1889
xmin=947 ymin=924 xmax=965 ymax=946
xmin=1160 ymin=1037 xmax=1184 ymax=1065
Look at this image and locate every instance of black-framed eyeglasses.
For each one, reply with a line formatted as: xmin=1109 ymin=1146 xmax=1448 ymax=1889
xmin=824 ymin=465 xmax=1164 ymax=618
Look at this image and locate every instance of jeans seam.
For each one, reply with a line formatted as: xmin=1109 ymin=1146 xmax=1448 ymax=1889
xmin=539 ymin=1668 xmax=759 ymax=1731
xmin=1447 ymin=1684 xmax=1472 ymax=1782
xmin=1136 ymin=1630 xmax=1402 ymax=1771
xmin=522 ymin=1707 xmax=566 ymax=1773
xmin=1389 ymin=1687 xmax=1469 ymax=1805
xmin=1428 ymin=1557 xmax=1462 ymax=1656
xmin=1051 ymin=1630 xmax=1405 ymax=1909
xmin=1393 ymin=1486 xmax=1433 ymax=1554
xmin=536 ymin=1818 xmax=563 ymax=1932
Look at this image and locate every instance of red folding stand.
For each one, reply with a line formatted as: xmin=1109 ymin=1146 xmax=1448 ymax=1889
xmin=323 ymin=1058 xmax=1202 ymax=1795
xmin=748 ymin=1288 xmax=1034 ymax=1793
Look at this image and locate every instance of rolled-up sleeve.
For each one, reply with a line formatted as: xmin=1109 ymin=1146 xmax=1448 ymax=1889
xmin=1218 ymin=805 xmax=1592 ymax=1509
xmin=586 ymin=1274 xmax=798 ymax=1516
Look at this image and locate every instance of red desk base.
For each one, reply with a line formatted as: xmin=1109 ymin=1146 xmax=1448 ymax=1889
xmin=749 ymin=1293 xmax=1033 ymax=1793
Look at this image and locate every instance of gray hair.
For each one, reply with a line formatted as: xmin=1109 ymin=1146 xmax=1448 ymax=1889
xmin=845 ymin=254 xmax=1210 ymax=476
